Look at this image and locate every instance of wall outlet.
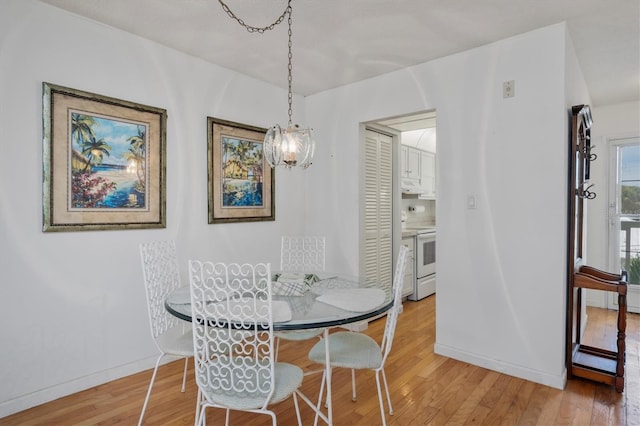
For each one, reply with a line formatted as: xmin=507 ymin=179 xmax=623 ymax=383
xmin=503 ymin=80 xmax=515 ymax=98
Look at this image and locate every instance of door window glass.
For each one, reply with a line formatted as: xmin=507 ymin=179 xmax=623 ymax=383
xmin=616 ymin=142 xmax=640 ymax=284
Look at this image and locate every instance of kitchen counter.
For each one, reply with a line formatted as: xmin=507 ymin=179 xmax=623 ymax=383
xmin=402 ymin=225 xmax=436 ymax=238
xmin=402 ymin=229 xmax=419 ymax=238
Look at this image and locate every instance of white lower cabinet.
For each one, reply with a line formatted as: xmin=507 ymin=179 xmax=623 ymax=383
xmin=400 ymin=237 xmax=415 ymax=298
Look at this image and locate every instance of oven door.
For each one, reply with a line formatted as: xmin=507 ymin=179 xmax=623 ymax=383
xmin=416 ymin=232 xmax=436 ymax=278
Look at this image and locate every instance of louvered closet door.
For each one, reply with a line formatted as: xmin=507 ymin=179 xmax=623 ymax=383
xmin=364 ymin=129 xmax=393 ymax=288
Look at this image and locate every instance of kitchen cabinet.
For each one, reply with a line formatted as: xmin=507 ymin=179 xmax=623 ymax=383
xmin=400 ymin=237 xmax=415 ymax=298
xmin=401 ymin=146 xmax=421 ymax=181
xmin=401 ymin=145 xmax=436 ymax=198
xmin=420 ymin=151 xmax=436 ymax=198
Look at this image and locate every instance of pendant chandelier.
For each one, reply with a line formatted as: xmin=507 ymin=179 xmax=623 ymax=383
xmin=219 ymin=0 xmax=315 ymax=169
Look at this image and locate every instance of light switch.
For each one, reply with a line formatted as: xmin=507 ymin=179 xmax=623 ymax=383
xmin=467 ymin=195 xmax=477 ymax=209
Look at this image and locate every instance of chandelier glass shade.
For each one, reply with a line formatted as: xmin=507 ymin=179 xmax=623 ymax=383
xmin=264 ymin=124 xmax=315 ymax=169
xmin=219 ymin=0 xmax=315 ymax=169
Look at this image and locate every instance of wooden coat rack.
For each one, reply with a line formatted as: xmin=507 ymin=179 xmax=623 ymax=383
xmin=566 ymin=104 xmax=628 ymax=393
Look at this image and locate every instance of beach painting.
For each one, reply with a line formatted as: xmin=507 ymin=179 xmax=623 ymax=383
xmin=221 ymin=135 xmax=263 ymax=207
xmin=208 ymin=117 xmax=274 ymax=224
xmin=70 ymin=112 xmax=148 ymax=210
xmin=43 ymin=82 xmax=166 ymax=232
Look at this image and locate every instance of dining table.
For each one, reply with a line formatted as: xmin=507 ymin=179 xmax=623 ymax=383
xmin=164 ymin=272 xmax=394 ymax=426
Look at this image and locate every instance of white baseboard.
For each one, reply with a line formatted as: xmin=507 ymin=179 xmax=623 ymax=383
xmin=585 ymin=288 xmax=607 ymax=308
xmin=0 ymin=355 xmax=176 ymax=419
xmin=433 ymin=342 xmax=566 ymax=390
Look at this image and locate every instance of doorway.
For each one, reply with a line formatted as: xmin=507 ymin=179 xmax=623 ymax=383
xmin=360 ymin=110 xmax=437 ymax=298
xmin=608 ymin=136 xmax=640 ymax=313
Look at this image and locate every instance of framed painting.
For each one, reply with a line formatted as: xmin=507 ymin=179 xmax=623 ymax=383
xmin=207 ymin=117 xmax=275 ymax=223
xmin=42 ymin=82 xmax=167 ymax=232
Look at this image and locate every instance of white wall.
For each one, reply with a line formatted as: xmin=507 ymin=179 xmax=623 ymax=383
xmin=306 ymin=22 xmax=588 ymax=389
xmin=0 ymin=0 xmax=310 ymax=416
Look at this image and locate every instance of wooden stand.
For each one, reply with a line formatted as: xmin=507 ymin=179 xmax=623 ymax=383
xmin=570 ymin=266 xmax=627 ymax=392
xmin=566 ymin=105 xmax=628 ymax=393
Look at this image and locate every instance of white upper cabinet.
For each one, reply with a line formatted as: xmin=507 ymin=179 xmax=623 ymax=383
xmin=420 ymin=151 xmax=436 ymax=198
xmin=401 ymin=145 xmax=436 ymax=199
xmin=401 ymin=145 xmax=421 ymax=181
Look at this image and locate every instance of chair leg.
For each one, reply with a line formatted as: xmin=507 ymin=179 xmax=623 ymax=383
xmin=225 ymin=408 xmax=230 ymax=426
xmin=351 ymin=369 xmax=357 ymax=401
xmin=181 ymin=357 xmax=189 ymax=392
xmin=138 ymin=354 xmax=165 ymax=426
xmin=324 ymin=366 xmax=333 ymax=408
xmin=193 ymin=389 xmax=201 ymax=426
xmin=293 ymin=391 xmax=302 ymax=426
xmin=268 ymin=411 xmax=277 ymax=426
xmin=380 ymin=368 xmax=393 ymax=415
xmin=326 ymin=366 xmax=333 ymax=424
xmin=314 ymin=369 xmax=327 ymax=426
xmin=374 ymin=371 xmax=387 ymax=426
xmin=194 ymin=401 xmax=205 ymax=426
xmin=275 ymin=336 xmax=281 ymax=361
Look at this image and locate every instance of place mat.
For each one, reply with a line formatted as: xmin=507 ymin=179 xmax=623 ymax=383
xmin=272 ymin=273 xmax=319 ymax=296
xmin=315 ymin=288 xmax=386 ymax=312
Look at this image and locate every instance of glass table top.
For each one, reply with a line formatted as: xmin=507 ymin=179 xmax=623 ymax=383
xmin=165 ymin=273 xmax=394 ymax=331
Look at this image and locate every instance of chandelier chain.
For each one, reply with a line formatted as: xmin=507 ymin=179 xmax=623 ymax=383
xmin=217 ymin=0 xmax=290 ymax=33
xmin=218 ymin=0 xmax=295 ymax=125
xmin=287 ymin=6 xmax=293 ymax=126
xmin=218 ymin=0 xmax=313 ymax=169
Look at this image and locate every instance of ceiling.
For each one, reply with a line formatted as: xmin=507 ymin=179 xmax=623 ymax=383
xmin=40 ymin=0 xmax=639 ymax=106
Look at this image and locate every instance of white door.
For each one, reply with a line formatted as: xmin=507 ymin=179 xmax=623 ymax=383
xmin=608 ymin=136 xmax=640 ymax=313
xmin=363 ymin=129 xmax=393 ymax=289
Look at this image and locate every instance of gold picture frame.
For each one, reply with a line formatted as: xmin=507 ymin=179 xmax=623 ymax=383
xmin=207 ymin=117 xmax=275 ymax=224
xmin=42 ymin=82 xmax=167 ymax=232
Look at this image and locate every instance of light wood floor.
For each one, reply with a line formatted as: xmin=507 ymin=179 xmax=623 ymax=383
xmin=2 ymin=295 xmax=639 ymax=425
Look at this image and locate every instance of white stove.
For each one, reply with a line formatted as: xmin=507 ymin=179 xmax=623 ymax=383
xmin=405 ymin=226 xmax=436 ymax=300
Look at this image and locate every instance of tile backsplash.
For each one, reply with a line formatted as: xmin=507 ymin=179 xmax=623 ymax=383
xmin=402 ymin=199 xmax=435 ymax=227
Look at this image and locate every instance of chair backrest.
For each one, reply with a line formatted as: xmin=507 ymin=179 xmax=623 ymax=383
xmin=380 ymin=245 xmax=410 ymax=364
xmin=188 ymin=260 xmax=276 ymax=409
xmin=139 ymin=240 xmax=184 ymax=347
xmin=280 ymin=236 xmax=326 ymax=272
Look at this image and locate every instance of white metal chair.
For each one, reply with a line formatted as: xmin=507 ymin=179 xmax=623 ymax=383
xmin=276 ymin=236 xmax=326 ymax=354
xmin=138 ymin=241 xmax=194 ymax=426
xmin=188 ymin=260 xmax=303 ymax=426
xmin=280 ymin=235 xmax=326 ymax=273
xmin=308 ymin=245 xmax=409 ymax=426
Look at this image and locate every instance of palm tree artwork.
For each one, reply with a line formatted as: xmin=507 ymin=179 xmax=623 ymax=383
xmin=70 ymin=113 xmax=148 ymax=209
xmin=124 ymin=125 xmax=147 ymax=193
xmin=221 ymin=136 xmax=264 ymax=207
xmin=80 ymin=138 xmax=111 ymax=171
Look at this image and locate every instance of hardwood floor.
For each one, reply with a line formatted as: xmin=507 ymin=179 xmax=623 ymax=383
xmin=2 ymin=295 xmax=639 ymax=425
